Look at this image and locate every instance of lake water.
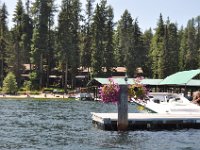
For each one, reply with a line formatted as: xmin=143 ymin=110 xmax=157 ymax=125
xmin=0 ymin=99 xmax=199 ymax=150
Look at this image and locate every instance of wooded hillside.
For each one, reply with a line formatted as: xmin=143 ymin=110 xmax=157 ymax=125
xmin=0 ymin=0 xmax=200 ymax=90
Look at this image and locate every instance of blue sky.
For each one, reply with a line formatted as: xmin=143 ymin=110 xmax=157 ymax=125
xmin=1 ymin=0 xmax=200 ymax=32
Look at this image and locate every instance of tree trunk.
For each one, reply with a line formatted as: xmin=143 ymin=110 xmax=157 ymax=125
xmin=46 ymin=15 xmax=51 ymax=88
xmin=64 ymin=59 xmax=68 ymax=93
xmin=1 ymin=54 xmax=3 ymax=87
xmin=16 ymin=42 xmax=21 ymax=86
xmin=46 ymin=54 xmax=50 ymax=87
xmin=39 ymin=53 xmax=43 ymax=89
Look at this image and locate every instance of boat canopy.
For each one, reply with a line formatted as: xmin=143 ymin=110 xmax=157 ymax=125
xmin=160 ymin=69 xmax=200 ymax=85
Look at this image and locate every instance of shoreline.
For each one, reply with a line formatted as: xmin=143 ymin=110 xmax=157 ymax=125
xmin=0 ymin=93 xmax=72 ymax=99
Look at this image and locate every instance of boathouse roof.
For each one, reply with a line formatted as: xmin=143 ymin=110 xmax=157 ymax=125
xmin=87 ymin=76 xmax=200 ymax=87
xmin=87 ymin=77 xmax=163 ymax=86
xmin=160 ymin=69 xmax=200 ymax=85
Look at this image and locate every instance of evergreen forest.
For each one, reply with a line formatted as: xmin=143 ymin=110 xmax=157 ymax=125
xmin=0 ymin=0 xmax=200 ymax=91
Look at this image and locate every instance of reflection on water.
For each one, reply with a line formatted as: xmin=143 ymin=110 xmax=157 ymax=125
xmin=0 ymin=99 xmax=199 ymax=150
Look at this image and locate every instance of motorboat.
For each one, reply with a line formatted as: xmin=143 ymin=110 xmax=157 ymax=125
xmin=131 ymin=92 xmax=200 ymax=114
xmin=72 ymin=92 xmax=93 ymax=101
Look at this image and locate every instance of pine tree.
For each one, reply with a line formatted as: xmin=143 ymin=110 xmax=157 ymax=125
xmin=104 ymin=5 xmax=115 ymax=76
xmin=45 ymin=0 xmax=57 ymax=87
xmin=70 ymin=0 xmax=81 ymax=87
xmin=90 ymin=1 xmax=115 ymax=77
xmin=2 ymin=72 xmax=18 ymax=94
xmin=150 ymin=14 xmax=165 ymax=78
xmin=113 ymin=29 xmax=120 ymax=66
xmin=165 ymin=21 xmax=179 ymax=76
xmin=91 ymin=3 xmax=105 ymax=77
xmin=21 ymin=12 xmax=33 ymax=64
xmin=178 ymin=26 xmax=186 ymax=71
xmin=58 ymin=0 xmax=71 ymax=90
xmin=81 ymin=0 xmax=94 ymax=71
xmin=0 ymin=3 xmax=8 ymax=87
xmin=8 ymin=0 xmax=25 ymax=85
xmin=195 ymin=16 xmax=200 ymax=68
xmin=185 ymin=18 xmax=198 ymax=69
xmin=132 ymin=19 xmax=145 ymax=76
xmin=143 ymin=28 xmax=153 ymax=77
xmin=117 ymin=10 xmax=134 ymax=77
xmin=57 ymin=0 xmax=81 ymax=90
xmin=31 ymin=0 xmax=55 ymax=88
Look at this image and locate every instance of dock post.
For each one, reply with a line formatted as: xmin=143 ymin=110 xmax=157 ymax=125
xmin=118 ymin=84 xmax=128 ymax=131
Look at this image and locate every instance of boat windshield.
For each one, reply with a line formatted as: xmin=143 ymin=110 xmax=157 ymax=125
xmin=149 ymin=93 xmax=183 ymax=103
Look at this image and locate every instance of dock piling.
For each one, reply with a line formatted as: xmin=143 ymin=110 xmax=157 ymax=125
xmin=118 ymin=85 xmax=128 ymax=131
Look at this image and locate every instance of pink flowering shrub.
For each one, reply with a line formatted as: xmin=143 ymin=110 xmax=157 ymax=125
xmin=99 ymin=78 xmax=120 ymax=103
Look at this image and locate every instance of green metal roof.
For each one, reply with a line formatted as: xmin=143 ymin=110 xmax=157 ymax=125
xmin=87 ymin=77 xmax=163 ymax=86
xmin=160 ymin=69 xmax=200 ymax=85
xmin=87 ymin=75 xmax=200 ymax=87
xmin=185 ymin=79 xmax=200 ymax=86
xmin=93 ymin=77 xmax=135 ymax=85
xmin=141 ymin=79 xmax=163 ymax=85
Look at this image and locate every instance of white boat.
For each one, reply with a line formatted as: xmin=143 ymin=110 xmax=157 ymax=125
xmin=73 ymin=92 xmax=93 ymax=101
xmin=131 ymin=92 xmax=200 ymax=114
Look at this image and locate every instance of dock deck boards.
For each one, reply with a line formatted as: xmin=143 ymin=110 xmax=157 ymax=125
xmin=92 ymin=113 xmax=200 ymax=130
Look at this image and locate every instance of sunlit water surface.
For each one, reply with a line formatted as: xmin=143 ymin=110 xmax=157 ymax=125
xmin=0 ymin=99 xmax=199 ymax=150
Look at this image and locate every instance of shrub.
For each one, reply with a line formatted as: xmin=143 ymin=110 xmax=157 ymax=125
xmin=29 ymin=72 xmax=38 ymax=90
xmin=128 ymin=77 xmax=148 ymax=100
xmin=23 ymin=80 xmax=32 ymax=91
xmin=29 ymin=91 xmax=40 ymax=95
xmin=2 ymin=72 xmax=18 ymax=94
xmin=99 ymin=77 xmax=148 ymax=103
xmin=43 ymin=88 xmax=54 ymax=93
xmin=99 ymin=78 xmax=120 ymax=103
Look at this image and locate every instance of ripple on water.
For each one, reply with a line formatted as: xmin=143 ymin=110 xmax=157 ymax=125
xmin=0 ymin=100 xmax=200 ymax=150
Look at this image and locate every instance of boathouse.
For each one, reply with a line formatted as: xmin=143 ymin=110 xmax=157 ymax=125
xmin=87 ymin=77 xmax=163 ymax=100
xmin=91 ymin=69 xmax=200 ymax=131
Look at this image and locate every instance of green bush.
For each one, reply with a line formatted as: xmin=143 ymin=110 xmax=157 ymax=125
xmin=43 ymin=88 xmax=54 ymax=93
xmin=42 ymin=88 xmax=65 ymax=94
xmin=23 ymin=80 xmax=32 ymax=91
xmin=29 ymin=91 xmax=40 ymax=95
xmin=17 ymin=91 xmax=27 ymax=95
xmin=29 ymin=72 xmax=38 ymax=90
xmin=2 ymin=72 xmax=18 ymax=94
xmin=18 ymin=90 xmax=40 ymax=95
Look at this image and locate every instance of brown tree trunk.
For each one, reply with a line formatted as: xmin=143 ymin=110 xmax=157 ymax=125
xmin=39 ymin=53 xmax=43 ymax=89
xmin=64 ymin=59 xmax=68 ymax=93
xmin=1 ymin=54 xmax=3 ymax=87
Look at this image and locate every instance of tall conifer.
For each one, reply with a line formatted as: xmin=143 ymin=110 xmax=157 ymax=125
xmin=0 ymin=3 xmax=8 ymax=86
xmin=81 ymin=0 xmax=94 ymax=72
xmin=117 ymin=10 xmax=134 ymax=77
xmin=185 ymin=19 xmax=198 ymax=69
xmin=143 ymin=28 xmax=153 ymax=77
xmin=150 ymin=14 xmax=165 ymax=78
xmin=9 ymin=0 xmax=25 ymax=85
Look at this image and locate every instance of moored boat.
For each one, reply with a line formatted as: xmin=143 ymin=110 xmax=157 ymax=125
xmin=131 ymin=92 xmax=200 ymax=114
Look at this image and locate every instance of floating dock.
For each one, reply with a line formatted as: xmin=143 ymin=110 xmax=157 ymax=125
xmin=92 ymin=113 xmax=200 ymax=131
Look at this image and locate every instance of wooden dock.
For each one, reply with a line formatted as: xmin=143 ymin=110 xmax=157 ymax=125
xmin=92 ymin=112 xmax=200 ymax=131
